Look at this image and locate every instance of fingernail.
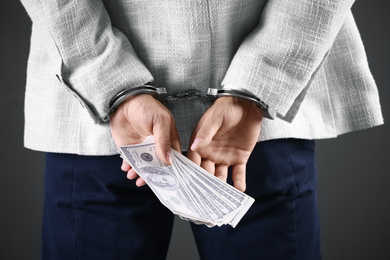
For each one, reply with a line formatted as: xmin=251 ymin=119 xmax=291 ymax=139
xmin=191 ymin=138 xmax=201 ymax=151
xmin=135 ymin=178 xmax=144 ymax=187
xmin=127 ymin=171 xmax=136 ymax=180
xmin=166 ymin=152 xmax=173 ymax=164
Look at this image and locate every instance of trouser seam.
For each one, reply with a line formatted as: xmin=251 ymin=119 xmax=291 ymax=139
xmin=283 ymin=140 xmax=299 ymax=260
xmin=72 ymin=156 xmax=81 ymax=260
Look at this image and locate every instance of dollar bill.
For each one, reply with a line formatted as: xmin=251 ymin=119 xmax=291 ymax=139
xmin=118 ymin=135 xmax=254 ymax=228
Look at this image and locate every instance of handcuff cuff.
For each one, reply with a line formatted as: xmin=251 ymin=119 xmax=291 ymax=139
xmin=108 ymin=85 xmax=276 ymax=119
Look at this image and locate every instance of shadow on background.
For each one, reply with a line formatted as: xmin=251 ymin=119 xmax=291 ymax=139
xmin=0 ymin=1 xmax=388 ymax=260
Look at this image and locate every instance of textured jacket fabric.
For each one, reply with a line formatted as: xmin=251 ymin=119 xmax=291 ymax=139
xmin=20 ymin=0 xmax=383 ymax=155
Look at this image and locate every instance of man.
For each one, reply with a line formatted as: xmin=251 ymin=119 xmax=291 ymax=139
xmin=20 ymin=0 xmax=383 ymax=259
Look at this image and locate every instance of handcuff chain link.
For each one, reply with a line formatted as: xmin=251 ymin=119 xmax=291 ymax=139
xmin=165 ymin=89 xmax=209 ymax=101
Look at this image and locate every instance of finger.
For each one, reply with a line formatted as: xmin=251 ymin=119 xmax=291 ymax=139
xmin=231 ymin=164 xmax=246 ymax=192
xmin=200 ymin=159 xmax=215 ymax=175
xmin=127 ymin=168 xmax=138 ymax=180
xmin=214 ymin=165 xmax=228 ymax=183
xmin=153 ymin=114 xmax=173 ymax=165
xmin=121 ymin=160 xmax=131 ymax=172
xmin=170 ymin=118 xmax=182 ymax=153
xmin=187 ymin=150 xmax=202 ymax=166
xmin=136 ymin=177 xmax=147 ymax=187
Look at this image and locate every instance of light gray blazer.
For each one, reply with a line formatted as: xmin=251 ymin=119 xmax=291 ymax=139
xmin=20 ymin=0 xmax=383 ymax=155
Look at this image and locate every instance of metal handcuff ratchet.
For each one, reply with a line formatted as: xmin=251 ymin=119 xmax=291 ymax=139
xmin=109 ymin=85 xmax=276 ymax=119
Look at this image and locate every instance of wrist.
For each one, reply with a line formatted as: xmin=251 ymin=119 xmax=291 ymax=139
xmin=216 ymin=96 xmax=264 ymax=117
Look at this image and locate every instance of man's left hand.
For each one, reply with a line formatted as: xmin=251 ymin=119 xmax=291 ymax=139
xmin=187 ymin=96 xmax=263 ymax=192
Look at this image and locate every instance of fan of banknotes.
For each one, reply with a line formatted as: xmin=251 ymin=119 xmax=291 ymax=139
xmin=119 ymin=136 xmax=254 ymax=228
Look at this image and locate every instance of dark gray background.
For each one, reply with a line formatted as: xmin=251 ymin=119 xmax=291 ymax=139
xmin=1 ymin=1 xmax=389 ymax=260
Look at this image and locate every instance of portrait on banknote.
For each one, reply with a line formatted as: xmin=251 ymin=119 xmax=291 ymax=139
xmin=139 ymin=166 xmax=180 ymax=191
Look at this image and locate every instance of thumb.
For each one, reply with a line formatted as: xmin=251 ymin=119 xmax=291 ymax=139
xmin=153 ymin=117 xmax=174 ymax=165
xmin=190 ymin=115 xmax=221 ymax=151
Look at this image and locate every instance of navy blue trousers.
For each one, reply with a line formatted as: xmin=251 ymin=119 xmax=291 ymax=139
xmin=43 ymin=139 xmax=320 ymax=260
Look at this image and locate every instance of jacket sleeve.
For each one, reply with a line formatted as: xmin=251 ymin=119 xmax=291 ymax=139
xmin=20 ymin=0 xmax=154 ymax=123
xmin=222 ymin=0 xmax=355 ymax=122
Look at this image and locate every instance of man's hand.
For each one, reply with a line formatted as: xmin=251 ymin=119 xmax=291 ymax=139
xmin=110 ymin=94 xmax=181 ymax=186
xmin=187 ymin=96 xmax=263 ymax=192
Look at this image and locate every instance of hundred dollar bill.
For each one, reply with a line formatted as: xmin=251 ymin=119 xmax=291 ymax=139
xmin=171 ymin=149 xmax=255 ymax=227
xmin=171 ymin=149 xmax=254 ymax=227
xmin=119 ymin=135 xmax=254 ymax=228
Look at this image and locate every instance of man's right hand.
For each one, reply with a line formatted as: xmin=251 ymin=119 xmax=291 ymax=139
xmin=110 ymin=94 xmax=181 ymax=186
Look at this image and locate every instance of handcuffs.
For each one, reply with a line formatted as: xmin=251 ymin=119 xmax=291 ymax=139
xmin=108 ymin=85 xmax=276 ymax=119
